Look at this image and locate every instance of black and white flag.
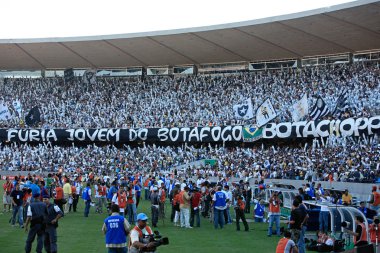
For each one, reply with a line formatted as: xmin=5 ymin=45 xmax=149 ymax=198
xmin=256 ymin=98 xmax=277 ymax=127
xmin=309 ymin=96 xmax=330 ymax=121
xmin=25 ymin=106 xmax=41 ymax=126
xmin=233 ymin=98 xmax=254 ymax=120
xmin=332 ymin=89 xmax=349 ymax=116
xmin=82 ymin=69 xmax=97 ymax=85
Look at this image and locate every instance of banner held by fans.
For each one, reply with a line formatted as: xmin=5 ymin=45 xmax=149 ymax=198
xmin=0 ymin=116 xmax=378 ymax=143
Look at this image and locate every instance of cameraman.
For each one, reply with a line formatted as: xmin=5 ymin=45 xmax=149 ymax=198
xmin=344 ymin=216 xmax=368 ymax=247
xmin=129 ymin=213 xmax=156 ymax=253
xmin=369 ymin=216 xmax=380 ymax=244
xmin=276 ymin=230 xmax=298 ymax=253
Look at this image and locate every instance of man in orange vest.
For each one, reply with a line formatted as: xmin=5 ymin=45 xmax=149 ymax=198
xmin=144 ymin=176 xmax=151 ymax=201
xmin=69 ymin=183 xmax=77 ymax=212
xmin=268 ymin=191 xmax=282 ymax=237
xmin=126 ymin=182 xmax=137 ymax=224
xmin=158 ymin=183 xmax=166 ymax=220
xmin=235 ymin=195 xmax=249 ymax=231
xmin=112 ymin=188 xmax=127 ymax=216
xmin=276 ymin=230 xmax=298 ymax=253
xmin=54 ymin=182 xmax=64 ymax=213
xmin=129 ymin=213 xmax=156 ymax=253
xmin=3 ymin=177 xmax=14 ymax=212
xmin=344 ymin=216 xmax=368 ymax=247
xmin=369 ymin=186 xmax=380 ymax=214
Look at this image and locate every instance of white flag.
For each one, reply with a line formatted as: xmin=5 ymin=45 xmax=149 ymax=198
xmin=82 ymin=69 xmax=97 ymax=85
xmin=12 ymin=100 xmax=22 ymax=116
xmin=0 ymin=103 xmax=11 ymax=120
xmin=291 ymin=94 xmax=308 ymax=122
xmin=256 ymin=98 xmax=277 ymax=127
xmin=233 ymin=98 xmax=254 ymax=120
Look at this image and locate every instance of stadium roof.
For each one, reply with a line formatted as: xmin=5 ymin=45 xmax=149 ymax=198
xmin=0 ymin=0 xmax=379 ymax=70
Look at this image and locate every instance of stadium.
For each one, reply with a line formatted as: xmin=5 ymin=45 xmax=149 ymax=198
xmin=0 ymin=0 xmax=380 ymax=252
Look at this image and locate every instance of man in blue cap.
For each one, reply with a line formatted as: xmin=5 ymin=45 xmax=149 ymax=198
xmin=129 ymin=213 xmax=156 ymax=253
xmin=25 ymin=193 xmax=46 ymax=253
xmin=43 ymin=192 xmax=63 ymax=253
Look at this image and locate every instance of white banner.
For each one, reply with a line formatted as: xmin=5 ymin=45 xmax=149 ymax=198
xmin=291 ymin=94 xmax=308 ymax=122
xmin=233 ymin=98 xmax=254 ymax=120
xmin=256 ymin=98 xmax=277 ymax=127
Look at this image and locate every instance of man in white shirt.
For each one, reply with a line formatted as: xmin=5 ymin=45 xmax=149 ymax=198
xmin=223 ymin=185 xmax=232 ymax=224
xmin=317 ymin=193 xmax=331 ymax=233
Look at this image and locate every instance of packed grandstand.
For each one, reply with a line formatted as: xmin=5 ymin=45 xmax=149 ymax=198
xmin=0 ymin=60 xmax=379 ymax=184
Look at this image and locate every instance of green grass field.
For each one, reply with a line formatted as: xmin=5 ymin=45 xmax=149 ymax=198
xmin=0 ymin=181 xmax=282 ymax=253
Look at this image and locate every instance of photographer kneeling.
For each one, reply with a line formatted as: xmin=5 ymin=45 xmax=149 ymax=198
xmin=343 ymin=216 xmax=368 ymax=247
xmin=129 ymin=213 xmax=157 ymax=253
xmin=369 ymin=216 xmax=380 ymax=245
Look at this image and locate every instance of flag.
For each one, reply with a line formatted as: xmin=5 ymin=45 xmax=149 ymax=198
xmin=332 ymin=89 xmax=349 ymax=116
xmin=0 ymin=103 xmax=11 ymax=120
xmin=64 ymin=68 xmax=74 ymax=84
xmin=291 ymin=94 xmax=308 ymax=122
xmin=233 ymin=98 xmax=254 ymax=120
xmin=12 ymin=100 xmax=22 ymax=117
xmin=309 ymin=96 xmax=330 ymax=121
xmin=82 ymin=69 xmax=97 ymax=85
xmin=25 ymin=107 xmax=41 ymax=126
xmin=242 ymin=125 xmax=263 ymax=142
xmin=256 ymin=98 xmax=277 ymax=127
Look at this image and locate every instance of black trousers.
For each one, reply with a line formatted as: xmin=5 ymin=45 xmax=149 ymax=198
xmin=235 ymin=209 xmax=249 ymax=231
xmin=25 ymin=223 xmax=44 ymax=253
xmin=244 ymin=200 xmax=251 ymax=213
xmin=151 ymin=206 xmax=159 ymax=227
xmin=44 ymin=225 xmax=58 ymax=253
xmin=70 ymin=195 xmax=79 ymax=212
xmin=170 ymin=205 xmax=175 ymax=222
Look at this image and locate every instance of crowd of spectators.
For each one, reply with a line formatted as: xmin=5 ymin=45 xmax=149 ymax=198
xmin=0 ymin=62 xmax=379 ymax=129
xmin=0 ymin=138 xmax=379 ymax=183
xmin=0 ymin=62 xmax=379 ymax=183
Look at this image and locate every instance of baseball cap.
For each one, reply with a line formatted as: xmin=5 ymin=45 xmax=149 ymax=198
xmin=137 ymin=213 xmax=148 ymax=221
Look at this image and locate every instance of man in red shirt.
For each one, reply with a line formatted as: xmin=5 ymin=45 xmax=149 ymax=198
xmin=190 ymin=188 xmax=202 ymax=227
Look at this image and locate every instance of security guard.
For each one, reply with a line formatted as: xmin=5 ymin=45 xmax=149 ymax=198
xmin=25 ymin=193 xmax=46 ymax=253
xmin=129 ymin=213 xmax=156 ymax=253
xmin=43 ymin=192 xmax=63 ymax=253
xmin=102 ymin=204 xmax=130 ymax=253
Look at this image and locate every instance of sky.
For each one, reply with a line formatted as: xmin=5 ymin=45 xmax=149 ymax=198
xmin=0 ymin=0 xmax=354 ymax=39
